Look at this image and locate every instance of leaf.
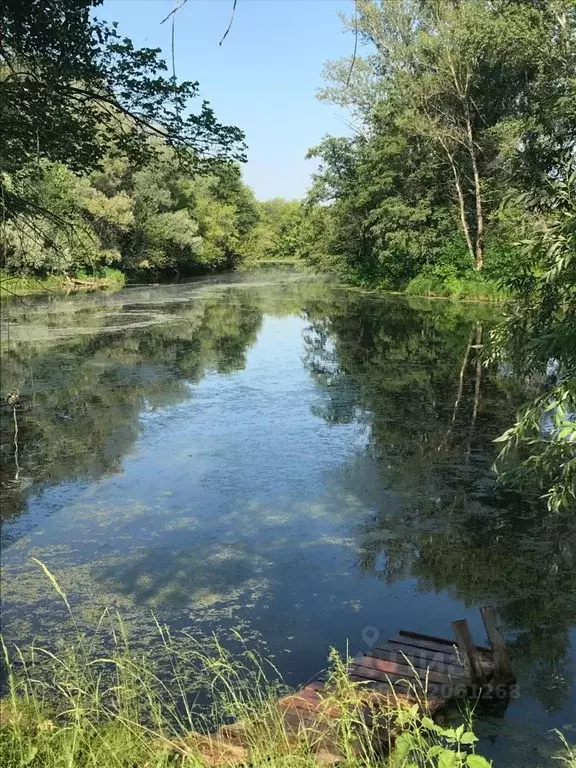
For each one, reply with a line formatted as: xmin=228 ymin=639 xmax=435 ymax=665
xmin=466 ymin=756 xmax=492 ymax=768
xmin=394 ymin=731 xmax=415 ymax=760
xmin=438 ymin=748 xmax=459 ymax=768
xmin=460 ymin=732 xmax=479 ymax=745
xmin=31 ymin=558 xmax=71 ymax=614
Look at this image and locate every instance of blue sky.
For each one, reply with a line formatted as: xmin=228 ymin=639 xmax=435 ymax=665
xmin=101 ymin=0 xmax=354 ymax=200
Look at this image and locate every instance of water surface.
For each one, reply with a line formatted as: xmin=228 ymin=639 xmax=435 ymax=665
xmin=1 ymin=272 xmax=574 ymax=764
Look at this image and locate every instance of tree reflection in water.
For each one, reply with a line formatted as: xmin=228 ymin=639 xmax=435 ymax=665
xmin=302 ymin=293 xmax=576 ymax=714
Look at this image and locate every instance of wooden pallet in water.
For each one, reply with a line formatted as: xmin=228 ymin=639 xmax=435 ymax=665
xmin=278 ymin=608 xmax=514 ymax=756
xmin=175 ymin=607 xmax=514 ymax=765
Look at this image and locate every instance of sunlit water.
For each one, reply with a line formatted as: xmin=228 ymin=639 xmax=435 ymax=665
xmin=1 ymin=272 xmax=574 ymax=764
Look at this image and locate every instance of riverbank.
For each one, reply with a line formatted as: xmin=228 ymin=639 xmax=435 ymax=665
xmin=0 ymin=571 xmax=491 ymax=768
xmin=309 ymin=263 xmax=508 ymax=303
xmin=404 ymin=274 xmax=506 ymax=303
xmin=1 ymin=607 xmax=572 ymax=768
xmin=0 ymin=269 xmax=125 ymax=298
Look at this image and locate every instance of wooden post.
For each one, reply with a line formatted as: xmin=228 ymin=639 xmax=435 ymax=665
xmin=451 ymin=619 xmax=484 ymax=682
xmin=480 ymin=607 xmax=514 ymax=682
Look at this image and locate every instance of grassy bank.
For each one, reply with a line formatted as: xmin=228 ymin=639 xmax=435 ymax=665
xmin=0 ymin=268 xmax=125 ymax=298
xmin=6 ymin=617 xmax=575 ymax=768
xmin=239 ymin=258 xmax=303 ymax=271
xmin=404 ymin=274 xmax=506 ymax=303
xmin=0 ymin=634 xmax=490 ymax=768
xmin=0 ymin=566 xmax=497 ymax=768
xmin=318 ymin=264 xmax=509 ymax=303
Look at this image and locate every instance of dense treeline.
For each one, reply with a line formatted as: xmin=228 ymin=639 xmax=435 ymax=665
xmin=300 ymin=0 xmax=575 ymax=298
xmin=2 ymin=150 xmax=305 ymax=281
xmin=2 ymin=150 xmax=265 ymax=280
xmin=0 ymin=0 xmax=300 ymax=283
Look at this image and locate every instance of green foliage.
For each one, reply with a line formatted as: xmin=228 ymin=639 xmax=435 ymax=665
xmin=243 ymin=198 xmax=303 ymax=265
xmin=405 ymin=273 xmax=505 ymax=302
xmin=491 ymin=155 xmax=576 ymax=511
xmin=0 ymin=0 xmax=250 ymax=282
xmin=0 ymin=269 xmax=124 ymax=297
xmin=405 ymin=239 xmax=507 ymax=300
xmin=306 ymin=107 xmax=458 ymax=288
xmin=1 ymin=150 xmax=260 ymax=280
xmin=294 ymin=204 xmax=335 ymax=269
xmin=393 ymin=715 xmax=487 ymax=768
xmin=301 ymin=0 xmax=575 ymax=295
xmin=0 ymin=0 xmax=246 ymax=218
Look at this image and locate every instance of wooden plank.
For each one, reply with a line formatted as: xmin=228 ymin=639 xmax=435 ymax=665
xmin=391 ymin=635 xmax=460 ymax=656
xmin=480 ymin=607 xmax=514 ymax=681
xmin=353 ymin=653 xmax=466 ymax=687
xmin=348 ymin=676 xmax=447 ymax=714
xmin=370 ymin=643 xmax=467 ymax=675
xmin=386 ymin=638 xmax=461 ymax=658
xmin=348 ymin=675 xmax=433 ymax=698
xmin=391 ymin=635 xmax=493 ymax=680
xmin=400 ymin=628 xmax=491 ymax=654
xmin=367 ymin=653 xmax=468 ymax=687
xmin=387 ymin=638 xmax=493 ymax=687
xmin=351 ymin=655 xmax=469 ymax=690
xmin=350 ymin=664 xmax=449 ymax=696
xmin=451 ymin=620 xmax=484 ymax=682
xmin=399 ymin=629 xmax=458 ymax=646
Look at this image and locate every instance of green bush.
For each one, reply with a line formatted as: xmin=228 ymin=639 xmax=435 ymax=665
xmin=405 ymin=271 xmax=506 ymax=301
xmin=405 ymin=239 xmax=507 ymax=301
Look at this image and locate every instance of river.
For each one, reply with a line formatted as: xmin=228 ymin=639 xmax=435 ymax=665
xmin=1 ymin=271 xmax=574 ymax=765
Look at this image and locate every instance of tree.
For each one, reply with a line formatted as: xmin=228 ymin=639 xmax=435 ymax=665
xmin=0 ymin=147 xmax=260 ymax=279
xmin=312 ymin=0 xmax=576 ymax=278
xmin=0 ymin=0 xmax=246 ymax=248
xmin=239 ymin=198 xmax=304 ymax=264
xmin=306 ymin=102 xmax=456 ymax=287
xmin=492 ymin=155 xmax=576 ymax=511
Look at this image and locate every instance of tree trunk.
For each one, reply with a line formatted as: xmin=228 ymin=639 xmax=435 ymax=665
xmin=466 ymin=322 xmax=483 ymax=462
xmin=438 ymin=324 xmax=475 ymax=452
xmin=466 ymin=112 xmax=484 ymax=271
xmin=442 ymin=141 xmax=476 ymax=267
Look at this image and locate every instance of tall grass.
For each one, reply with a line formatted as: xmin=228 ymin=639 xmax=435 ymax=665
xmin=0 ymin=268 xmax=125 ymax=298
xmin=405 ymin=273 xmax=506 ymax=302
xmin=0 ymin=565 xmax=493 ymax=767
xmin=554 ymin=732 xmax=576 ymax=767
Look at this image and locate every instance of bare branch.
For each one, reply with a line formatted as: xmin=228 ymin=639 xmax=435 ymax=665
xmin=346 ymin=0 xmax=359 ymax=87
xmin=219 ymin=0 xmax=238 ymax=47
xmin=160 ymin=0 xmax=188 ymax=26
